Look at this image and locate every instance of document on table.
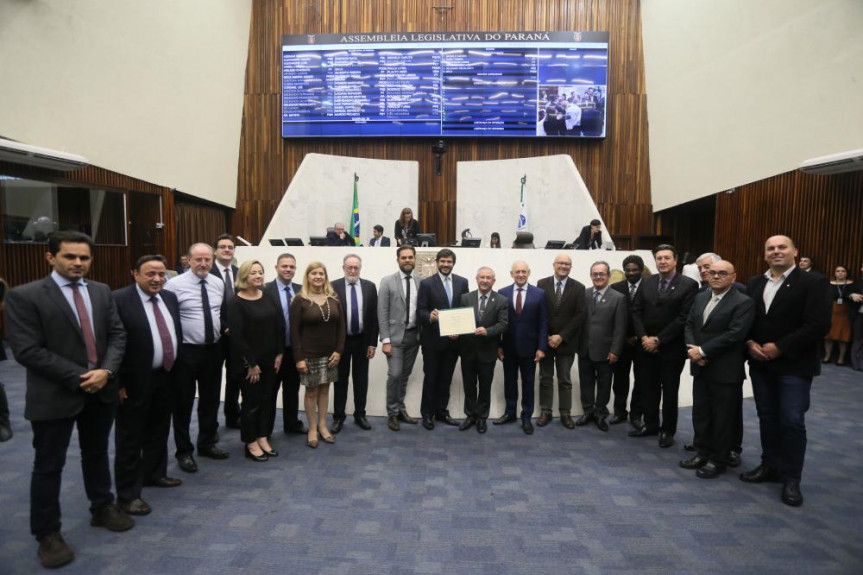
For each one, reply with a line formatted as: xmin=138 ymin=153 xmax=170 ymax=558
xmin=438 ymin=307 xmax=477 ymax=337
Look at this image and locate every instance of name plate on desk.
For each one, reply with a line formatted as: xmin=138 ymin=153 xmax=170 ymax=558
xmin=438 ymin=307 xmax=476 ymax=337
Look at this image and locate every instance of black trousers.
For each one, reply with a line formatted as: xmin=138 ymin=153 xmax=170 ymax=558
xmin=240 ymin=357 xmax=276 ymax=443
xmin=0 ymin=381 xmax=10 ymax=427
xmin=611 ymin=343 xmax=643 ymax=419
xmin=578 ymin=356 xmax=613 ymax=417
xmin=420 ymin=341 xmax=460 ymax=417
xmin=172 ymin=343 xmax=223 ymax=456
xmin=221 ymin=335 xmax=242 ymax=425
xmin=691 ymin=376 xmax=742 ymax=464
xmin=334 ymin=334 xmax=370 ymax=420
xmin=30 ymin=397 xmax=115 ymax=537
xmin=461 ymin=355 xmax=495 ymax=419
xmin=272 ymin=346 xmax=302 ymax=433
xmin=115 ymin=369 xmax=172 ymax=502
xmin=638 ymin=347 xmax=686 ymax=435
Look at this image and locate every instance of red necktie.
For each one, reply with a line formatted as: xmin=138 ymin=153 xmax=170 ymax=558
xmin=516 ymin=288 xmax=523 ymax=315
xmin=150 ymin=296 xmax=175 ymax=371
xmin=70 ymin=283 xmax=98 ymax=365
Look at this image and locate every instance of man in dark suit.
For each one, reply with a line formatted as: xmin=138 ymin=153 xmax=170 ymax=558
xmin=6 ymin=231 xmax=131 ymax=569
xmin=112 ymin=255 xmax=184 ymax=517
xmin=209 ymin=234 xmax=241 ymax=429
xmin=680 ymin=260 xmax=755 ymax=479
xmin=609 ymin=255 xmax=645 ymax=428
xmin=850 ymin=264 xmax=863 ymax=371
xmin=368 ymin=224 xmax=392 ymax=247
xmin=417 ymin=248 xmax=469 ymax=429
xmin=576 ymin=261 xmax=627 ymax=431
xmin=264 ymin=253 xmax=305 ymax=434
xmin=326 ymin=222 xmax=355 ymax=246
xmin=536 ymin=254 xmax=586 ymax=428
xmin=496 ymin=260 xmax=549 ymax=435
xmin=574 ymin=219 xmax=604 ymax=250
xmin=630 ymin=244 xmax=699 ymax=448
xmin=331 ymin=253 xmax=379 ymax=433
xmin=457 ymin=266 xmax=508 ymax=434
xmin=740 ymin=235 xmax=831 ymax=507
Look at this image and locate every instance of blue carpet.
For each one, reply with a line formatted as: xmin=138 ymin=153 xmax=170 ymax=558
xmin=1 ymin=352 xmax=861 ymax=574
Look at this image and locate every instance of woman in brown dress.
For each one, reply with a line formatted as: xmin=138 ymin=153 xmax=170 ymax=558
xmin=290 ymin=262 xmax=345 ymax=448
xmin=824 ymin=265 xmax=853 ymax=365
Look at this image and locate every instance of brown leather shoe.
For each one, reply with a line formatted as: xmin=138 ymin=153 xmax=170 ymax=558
xmin=90 ymin=503 xmax=134 ymax=532
xmin=119 ymin=498 xmax=152 ymax=516
xmin=536 ymin=412 xmax=552 ymax=427
xmin=388 ymin=415 xmax=400 ymax=431
xmin=561 ymin=414 xmax=575 ymax=429
xmin=38 ymin=532 xmax=75 ymax=569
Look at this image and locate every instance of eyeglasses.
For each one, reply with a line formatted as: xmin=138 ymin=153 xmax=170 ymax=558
xmin=707 ymin=270 xmax=731 ymax=277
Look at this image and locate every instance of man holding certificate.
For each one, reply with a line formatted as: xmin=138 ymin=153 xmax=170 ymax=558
xmin=457 ymin=267 xmax=509 ymax=433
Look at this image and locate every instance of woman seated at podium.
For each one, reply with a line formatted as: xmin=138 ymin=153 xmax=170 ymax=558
xmin=394 ymin=207 xmax=421 ymax=246
xmin=489 ymin=232 xmax=501 ymax=248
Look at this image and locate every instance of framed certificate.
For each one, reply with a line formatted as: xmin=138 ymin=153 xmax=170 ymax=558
xmin=438 ymin=307 xmax=477 ymax=337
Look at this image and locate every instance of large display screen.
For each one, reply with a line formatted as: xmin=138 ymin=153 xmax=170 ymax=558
xmin=281 ymin=31 xmax=609 ymax=138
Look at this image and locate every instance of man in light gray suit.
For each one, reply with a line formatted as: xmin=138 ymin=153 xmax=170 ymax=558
xmin=457 ymin=267 xmax=508 ymax=434
xmin=378 ymin=245 xmax=422 ymax=431
xmin=576 ymin=261 xmax=627 ymax=432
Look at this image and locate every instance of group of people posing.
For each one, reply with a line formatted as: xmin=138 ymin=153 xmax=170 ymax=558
xmin=3 ymin=231 xmax=838 ymax=569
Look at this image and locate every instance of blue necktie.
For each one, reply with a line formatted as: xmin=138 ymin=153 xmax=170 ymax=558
xmin=445 ymin=276 xmax=452 ymax=306
xmin=350 ymin=283 xmax=360 ymax=335
xmin=283 ymin=285 xmax=292 ymax=346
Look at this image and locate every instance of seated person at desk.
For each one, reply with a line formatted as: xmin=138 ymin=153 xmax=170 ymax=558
xmin=395 ymin=207 xmax=421 ymax=246
xmin=369 ymin=225 xmax=391 ymax=247
xmin=489 ymin=233 xmax=501 ymax=248
xmin=574 ymin=219 xmax=604 ymax=250
xmin=326 ymin=222 xmax=355 ymax=247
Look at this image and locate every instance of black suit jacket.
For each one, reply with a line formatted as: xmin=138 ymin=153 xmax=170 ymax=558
xmin=747 ymin=267 xmax=831 ymax=377
xmin=210 ymin=264 xmax=238 ymax=333
xmin=264 ymin=279 xmax=302 ymax=347
xmin=6 ymin=276 xmax=126 ymax=421
xmin=458 ymin=290 xmax=509 ymax=362
xmin=326 ymin=231 xmax=355 ymax=246
xmin=574 ymin=225 xmax=603 ymax=250
xmin=632 ymin=272 xmax=699 ymax=357
xmin=331 ymin=277 xmax=379 ymax=349
xmin=685 ymin=288 xmax=755 ymax=384
xmin=417 ymin=273 xmax=469 ymax=349
xmin=112 ymin=285 xmax=183 ymax=391
xmin=610 ymin=279 xmax=638 ymax=340
xmin=537 ymin=275 xmax=586 ymax=354
xmin=368 ymin=236 xmax=391 ymax=247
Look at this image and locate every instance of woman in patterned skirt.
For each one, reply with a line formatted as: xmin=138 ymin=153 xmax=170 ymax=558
xmin=290 ymin=262 xmax=345 ymax=448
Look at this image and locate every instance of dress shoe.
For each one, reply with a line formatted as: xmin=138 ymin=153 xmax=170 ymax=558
xmin=537 ymin=412 xmax=552 ymax=427
xmin=608 ymin=413 xmax=628 ymax=425
xmin=459 ymin=417 xmax=476 ymax=431
xmin=628 ymin=427 xmax=658 ymax=438
xmin=422 ymin=415 xmax=435 ymax=430
xmin=388 ymin=415 xmax=400 ymax=431
xmin=739 ymin=464 xmax=782 ymax=483
xmin=679 ymin=454 xmax=709 ymax=470
xmin=285 ymin=420 xmax=306 ymax=434
xmin=144 ymin=476 xmax=182 ymax=488
xmin=119 ymin=498 xmax=152 ymax=516
xmin=225 ymin=419 xmax=241 ymax=430
xmin=595 ymin=417 xmax=609 ymax=432
xmin=198 ymin=445 xmax=230 ymax=460
xmin=696 ymin=461 xmax=726 ymax=479
xmin=0 ymin=423 xmax=12 ymax=442
xmin=522 ymin=420 xmax=534 ymax=435
xmin=355 ymin=416 xmax=372 ymax=430
xmin=561 ymin=415 xmax=575 ymax=429
xmin=658 ymin=432 xmax=675 ymax=448
xmin=91 ymin=503 xmax=134 ymax=532
xmin=37 ymin=532 xmax=75 ymax=569
xmin=575 ymin=413 xmax=595 ymax=426
xmin=684 ymin=442 xmax=696 ymax=452
xmin=477 ymin=419 xmax=487 ymax=434
xmin=321 ymin=433 xmax=336 ymax=444
xmin=781 ymin=480 xmax=804 ymax=507
xmin=435 ymin=413 xmax=459 ymax=426
xmin=494 ymin=413 xmax=517 ymax=425
xmin=629 ymin=417 xmax=645 ymax=432
xmin=331 ymin=418 xmax=344 ymax=434
xmin=244 ymin=445 xmax=269 ymax=462
xmin=261 ymin=446 xmax=278 ymax=457
xmin=177 ymin=454 xmax=198 ymax=473
xmin=306 ymin=438 xmax=318 ymax=449
xmin=398 ymin=410 xmax=417 ymax=424
xmin=727 ymin=451 xmax=741 ymax=468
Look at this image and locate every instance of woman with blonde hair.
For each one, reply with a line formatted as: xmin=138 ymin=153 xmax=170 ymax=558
xmin=290 ymin=262 xmax=345 ymax=448
xmin=227 ymin=260 xmax=284 ymax=461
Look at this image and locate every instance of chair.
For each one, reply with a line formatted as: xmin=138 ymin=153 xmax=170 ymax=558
xmin=512 ymin=232 xmax=534 ymax=249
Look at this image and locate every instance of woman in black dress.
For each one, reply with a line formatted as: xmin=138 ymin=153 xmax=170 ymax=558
xmin=394 ymin=207 xmax=420 ymax=246
xmin=227 ymin=260 xmax=284 ymax=461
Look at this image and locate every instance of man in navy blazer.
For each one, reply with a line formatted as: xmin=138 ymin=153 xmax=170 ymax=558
xmin=6 ymin=231 xmax=130 ymax=568
xmin=330 ymin=253 xmax=379 ymax=432
xmin=209 ymin=234 xmax=241 ymax=429
xmin=368 ymin=224 xmax=392 ymax=247
xmin=496 ymin=260 xmax=549 ymax=435
xmin=417 ymin=248 xmax=469 ymax=429
xmin=740 ymin=236 xmax=831 ymax=507
xmin=112 ymin=255 xmax=184 ymax=517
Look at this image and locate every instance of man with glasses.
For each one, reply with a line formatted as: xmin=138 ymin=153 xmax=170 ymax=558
xmin=210 ymin=234 xmax=240 ymax=429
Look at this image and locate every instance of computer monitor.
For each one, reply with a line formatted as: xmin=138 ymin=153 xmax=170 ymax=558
xmin=308 ymin=236 xmax=327 ymax=246
xmin=461 ymin=238 xmax=481 ymax=248
xmin=544 ymin=240 xmax=566 ymax=250
xmin=284 ymin=238 xmax=304 ymax=246
xmin=268 ymin=239 xmax=285 ymax=246
xmin=415 ymin=233 xmax=437 ymax=247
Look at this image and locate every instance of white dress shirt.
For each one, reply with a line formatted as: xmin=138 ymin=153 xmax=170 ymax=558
xmin=136 ymin=286 xmax=179 ymax=369
xmin=163 ymin=270 xmax=224 ymax=344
